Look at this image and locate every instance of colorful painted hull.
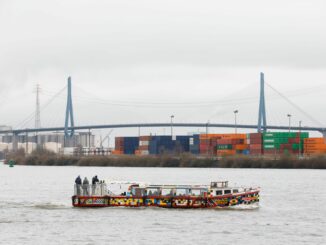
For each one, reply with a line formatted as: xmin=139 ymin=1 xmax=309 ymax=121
xmin=72 ymin=190 xmax=259 ymax=208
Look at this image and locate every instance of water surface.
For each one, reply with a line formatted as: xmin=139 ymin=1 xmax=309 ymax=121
xmin=0 ymin=163 xmax=325 ymax=244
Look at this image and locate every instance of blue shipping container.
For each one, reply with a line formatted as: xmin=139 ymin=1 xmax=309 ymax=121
xmin=123 ymin=137 xmax=139 ymax=155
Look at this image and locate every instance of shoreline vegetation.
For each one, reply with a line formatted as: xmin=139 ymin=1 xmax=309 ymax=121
xmin=4 ymin=149 xmax=326 ymax=169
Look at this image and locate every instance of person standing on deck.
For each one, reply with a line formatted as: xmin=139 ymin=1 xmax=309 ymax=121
xmin=75 ymin=175 xmax=82 ymax=196
xmin=82 ymin=177 xmax=90 ymax=196
xmin=92 ymin=175 xmax=100 ymax=195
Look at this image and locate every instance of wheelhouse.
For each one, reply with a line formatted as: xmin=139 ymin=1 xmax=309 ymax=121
xmin=209 ymin=181 xmax=242 ymax=196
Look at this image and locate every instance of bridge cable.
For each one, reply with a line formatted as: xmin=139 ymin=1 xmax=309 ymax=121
xmin=14 ymin=86 xmax=67 ymax=129
xmin=265 ymin=82 xmax=324 ymax=127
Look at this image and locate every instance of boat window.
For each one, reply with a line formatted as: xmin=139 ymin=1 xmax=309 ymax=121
xmin=176 ymin=189 xmax=187 ymax=196
xmin=224 ymin=190 xmax=231 ymax=195
xmin=216 ymin=190 xmax=223 ymax=196
xmin=233 ymin=189 xmax=239 ymax=194
xmin=133 ymin=188 xmax=146 ymax=197
xmin=161 ymin=189 xmax=173 ymax=196
xmin=147 ymin=188 xmax=160 ymax=196
xmin=190 ymin=189 xmax=201 ymax=196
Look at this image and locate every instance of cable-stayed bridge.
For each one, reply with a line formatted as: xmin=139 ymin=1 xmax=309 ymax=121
xmin=0 ymin=123 xmax=324 ymax=135
xmin=1 ymin=72 xmax=325 ymax=150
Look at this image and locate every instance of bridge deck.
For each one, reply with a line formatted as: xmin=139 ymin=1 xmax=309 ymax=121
xmin=0 ymin=123 xmax=324 ymax=134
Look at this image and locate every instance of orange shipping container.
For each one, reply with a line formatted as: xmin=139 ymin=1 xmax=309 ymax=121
xmin=217 ymin=134 xmax=246 ymax=140
xmin=235 ymin=144 xmax=249 ymax=151
xmin=216 ymin=149 xmax=236 ymax=156
xmin=112 ymin=150 xmax=123 ymax=155
xmin=304 ymin=150 xmax=326 ymax=154
xmin=200 ymin=134 xmax=221 ymax=140
xmin=135 ymin=150 xmax=141 ymax=155
xmin=304 ymin=138 xmax=325 ymax=144
xmin=200 ymin=133 xmax=247 ymax=140
xmin=304 ymin=144 xmax=326 ymax=150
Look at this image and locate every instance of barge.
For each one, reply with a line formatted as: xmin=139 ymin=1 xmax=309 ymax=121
xmin=72 ymin=181 xmax=260 ymax=208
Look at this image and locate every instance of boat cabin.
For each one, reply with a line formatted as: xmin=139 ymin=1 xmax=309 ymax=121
xmin=114 ymin=182 xmax=243 ymax=198
xmin=209 ymin=181 xmax=240 ymax=196
xmin=129 ymin=185 xmax=208 ymax=197
xmin=211 ymin=181 xmax=228 ymax=188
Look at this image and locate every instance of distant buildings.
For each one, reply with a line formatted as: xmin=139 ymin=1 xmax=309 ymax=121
xmin=0 ymin=131 xmax=95 ymax=156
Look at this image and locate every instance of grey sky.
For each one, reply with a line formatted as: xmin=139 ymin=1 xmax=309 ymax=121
xmin=0 ymin=0 xmax=326 ymax=140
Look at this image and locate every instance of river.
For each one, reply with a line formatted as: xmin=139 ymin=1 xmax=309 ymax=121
xmin=0 ymin=163 xmax=325 ymax=244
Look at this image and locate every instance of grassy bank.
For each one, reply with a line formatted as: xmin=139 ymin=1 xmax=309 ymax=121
xmin=5 ymin=149 xmax=326 ymax=169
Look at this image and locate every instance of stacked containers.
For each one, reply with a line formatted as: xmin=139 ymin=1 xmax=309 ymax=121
xmin=216 ymin=138 xmax=236 ymax=156
xmin=136 ymin=136 xmax=151 ymax=155
xmin=216 ymin=134 xmax=247 ymax=156
xmin=199 ymin=134 xmax=224 ymax=155
xmin=262 ymin=132 xmax=309 ymax=155
xmin=199 ymin=134 xmax=214 ymax=155
xmin=189 ymin=135 xmax=200 ymax=154
xmin=113 ymin=137 xmax=124 ymax=155
xmin=175 ymin=136 xmax=191 ymax=153
xmin=149 ymin=136 xmax=174 ymax=155
xmin=303 ymin=138 xmax=326 ymax=155
xmin=123 ymin=137 xmax=139 ymax=155
xmin=113 ymin=132 xmax=318 ymax=156
xmin=249 ymin=133 xmax=263 ymax=155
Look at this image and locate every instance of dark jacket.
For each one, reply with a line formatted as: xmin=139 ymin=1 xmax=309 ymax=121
xmin=92 ymin=176 xmax=99 ymax=185
xmin=75 ymin=176 xmax=82 ymax=185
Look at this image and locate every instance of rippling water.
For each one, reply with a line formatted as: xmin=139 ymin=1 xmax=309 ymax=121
xmin=0 ymin=162 xmax=325 ymax=244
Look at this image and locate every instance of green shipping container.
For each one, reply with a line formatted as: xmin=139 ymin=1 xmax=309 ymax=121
xmin=217 ymin=144 xmax=233 ymax=150
xmin=263 ymin=132 xmax=309 ymax=139
xmin=292 ymin=144 xmax=303 ymax=150
xmin=300 ymin=132 xmax=309 ymax=138
xmin=263 ymin=144 xmax=281 ymax=150
xmin=263 ymin=138 xmax=289 ymax=144
xmin=263 ymin=133 xmax=280 ymax=138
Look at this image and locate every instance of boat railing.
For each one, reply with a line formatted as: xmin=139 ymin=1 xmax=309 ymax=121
xmin=74 ymin=183 xmax=108 ymax=196
xmin=74 ymin=184 xmax=82 ymax=196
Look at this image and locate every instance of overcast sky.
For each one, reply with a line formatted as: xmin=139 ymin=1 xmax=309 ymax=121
xmin=0 ymin=0 xmax=326 ymax=140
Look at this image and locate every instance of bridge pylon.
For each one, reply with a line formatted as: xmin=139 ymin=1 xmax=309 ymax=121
xmin=257 ymin=72 xmax=267 ymax=132
xmin=64 ymin=77 xmax=75 ymax=142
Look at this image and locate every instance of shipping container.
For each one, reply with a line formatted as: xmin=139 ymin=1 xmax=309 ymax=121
xmin=189 ymin=135 xmax=200 ymax=154
xmin=149 ymin=136 xmax=175 ymax=155
xmin=113 ymin=131 xmax=315 ymax=156
xmin=112 ymin=150 xmax=123 ymax=155
xmin=139 ymin=136 xmax=152 ymax=141
xmin=235 ymin=144 xmax=249 ymax=151
xmin=216 ymin=149 xmax=236 ymax=156
xmin=175 ymin=136 xmax=191 ymax=152
xmin=217 ymin=144 xmax=233 ymax=150
xmin=123 ymin=137 xmax=139 ymax=155
xmin=304 ymin=138 xmax=325 ymax=144
xmin=263 ymin=132 xmax=309 ymax=139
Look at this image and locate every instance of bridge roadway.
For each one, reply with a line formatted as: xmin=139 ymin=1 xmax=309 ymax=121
xmin=0 ymin=123 xmax=325 ymax=135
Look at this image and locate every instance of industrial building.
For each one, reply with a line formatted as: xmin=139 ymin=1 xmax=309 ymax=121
xmin=0 ymin=131 xmax=95 ymax=156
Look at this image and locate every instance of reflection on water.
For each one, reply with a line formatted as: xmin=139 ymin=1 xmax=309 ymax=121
xmin=0 ymin=164 xmax=325 ymax=245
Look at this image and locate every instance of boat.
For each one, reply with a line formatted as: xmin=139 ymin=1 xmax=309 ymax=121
xmin=72 ymin=180 xmax=260 ymax=208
